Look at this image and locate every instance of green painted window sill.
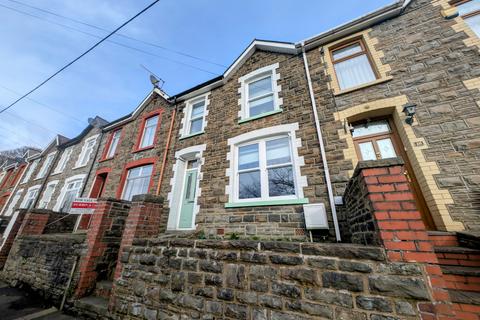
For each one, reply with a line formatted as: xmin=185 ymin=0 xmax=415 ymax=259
xmin=180 ymin=131 xmax=205 ymax=140
xmin=225 ymin=198 xmax=309 ymax=208
xmin=238 ymin=109 xmax=283 ymax=124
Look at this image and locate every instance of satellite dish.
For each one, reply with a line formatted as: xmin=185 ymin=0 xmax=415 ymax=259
xmin=150 ymin=74 xmax=160 ymax=88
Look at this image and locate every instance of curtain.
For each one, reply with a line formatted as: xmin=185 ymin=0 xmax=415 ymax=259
xmin=334 ymin=54 xmax=376 ymax=90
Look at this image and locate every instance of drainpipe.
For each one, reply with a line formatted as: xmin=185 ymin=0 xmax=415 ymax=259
xmin=156 ymin=99 xmax=177 ymax=196
xmin=301 ymin=43 xmax=341 ymax=242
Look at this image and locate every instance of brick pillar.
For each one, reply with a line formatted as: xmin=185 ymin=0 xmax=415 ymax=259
xmin=351 ymin=159 xmax=455 ymax=319
xmin=75 ymin=198 xmax=130 ymax=298
xmin=17 ymin=211 xmax=50 ymax=235
xmin=113 ymin=194 xmax=163 ymax=280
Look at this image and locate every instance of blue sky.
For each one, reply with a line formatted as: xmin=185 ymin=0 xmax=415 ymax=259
xmin=0 ymin=0 xmax=393 ymax=151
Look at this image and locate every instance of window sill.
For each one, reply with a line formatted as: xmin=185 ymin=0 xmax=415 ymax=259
xmin=99 ymin=157 xmax=114 ymax=163
xmin=132 ymin=146 xmax=154 ymax=153
xmin=225 ymin=198 xmax=309 ymax=208
xmin=72 ymin=165 xmax=87 ymax=170
xmin=334 ymin=77 xmax=393 ymax=96
xmin=180 ymin=131 xmax=205 ymax=140
xmin=238 ymin=109 xmax=283 ymax=124
xmin=50 ymin=172 xmax=62 ymax=176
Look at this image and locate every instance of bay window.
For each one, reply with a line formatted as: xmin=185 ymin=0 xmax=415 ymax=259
xmin=20 ymin=186 xmax=40 ymax=209
xmin=59 ymin=179 xmax=83 ymax=213
xmin=454 ymin=0 xmax=480 ymax=36
xmin=3 ymin=189 xmax=23 ymax=216
xmin=38 ymin=181 xmax=58 ymax=209
xmin=139 ymin=116 xmax=159 ymax=149
xmin=331 ymin=39 xmax=377 ymax=90
xmin=122 ymin=164 xmax=153 ymax=201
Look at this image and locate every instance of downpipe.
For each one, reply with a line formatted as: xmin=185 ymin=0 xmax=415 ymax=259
xmin=301 ymin=43 xmax=341 ymax=242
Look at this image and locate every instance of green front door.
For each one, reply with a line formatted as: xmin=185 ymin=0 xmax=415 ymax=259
xmin=179 ymin=167 xmax=198 ymax=229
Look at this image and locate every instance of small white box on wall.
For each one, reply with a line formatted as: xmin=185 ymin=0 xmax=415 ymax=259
xmin=303 ymin=203 xmax=329 ymax=230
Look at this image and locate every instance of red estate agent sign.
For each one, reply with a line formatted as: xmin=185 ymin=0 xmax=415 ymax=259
xmin=70 ymin=198 xmax=97 ymax=214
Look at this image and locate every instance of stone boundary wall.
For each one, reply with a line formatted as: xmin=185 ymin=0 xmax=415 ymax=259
xmin=111 ymin=239 xmax=433 ymax=320
xmin=1 ymin=233 xmax=86 ymax=304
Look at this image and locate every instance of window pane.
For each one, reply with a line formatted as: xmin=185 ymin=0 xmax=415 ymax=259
xmin=189 ymin=118 xmax=203 ymax=134
xmin=238 ymin=144 xmax=259 ymax=170
xmin=333 ymin=43 xmax=362 ymax=60
xmin=140 ymin=164 xmax=153 ymax=177
xmin=465 ymin=14 xmax=480 ymax=37
xmin=335 ymin=54 xmax=376 ymax=90
xmin=249 ymin=94 xmax=274 ymax=117
xmin=107 ymin=131 xmax=121 ymax=158
xmin=457 ymin=1 xmax=480 ymax=16
xmin=248 ymin=76 xmax=272 ymax=99
xmin=123 ymin=165 xmax=153 ymax=201
xmin=358 ymin=142 xmax=377 ymax=161
xmin=191 ymin=101 xmax=205 ymax=118
xmin=352 ymin=120 xmax=390 ymax=138
xmin=377 ymin=138 xmax=397 ymax=159
xmin=268 ymin=165 xmax=295 ymax=197
xmin=239 ymin=170 xmax=261 ymax=199
xmin=266 ymin=138 xmax=291 ymax=166
xmin=145 ymin=115 xmax=158 ymax=128
xmin=140 ymin=126 xmax=155 ymax=148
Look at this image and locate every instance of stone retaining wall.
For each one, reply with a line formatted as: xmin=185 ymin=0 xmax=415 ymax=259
xmin=111 ymin=239 xmax=433 ymax=320
xmin=1 ymin=233 xmax=86 ymax=304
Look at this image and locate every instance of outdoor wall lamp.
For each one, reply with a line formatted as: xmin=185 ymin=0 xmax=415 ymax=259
xmin=403 ymin=103 xmax=417 ymax=125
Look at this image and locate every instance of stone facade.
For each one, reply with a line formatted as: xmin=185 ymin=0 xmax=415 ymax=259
xmin=2 ymin=233 xmax=85 ymax=304
xmin=305 ymin=0 xmax=480 ymax=232
xmin=111 ymin=238 xmax=430 ymax=320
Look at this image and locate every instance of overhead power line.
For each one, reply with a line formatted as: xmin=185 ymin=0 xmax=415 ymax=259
xmin=0 ymin=84 xmax=86 ymax=125
xmin=0 ymin=3 xmax=220 ymax=76
xmin=6 ymin=0 xmax=227 ymax=69
xmin=0 ymin=0 xmax=162 ymax=115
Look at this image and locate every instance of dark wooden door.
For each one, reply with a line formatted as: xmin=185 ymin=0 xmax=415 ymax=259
xmin=352 ymin=118 xmax=436 ymax=230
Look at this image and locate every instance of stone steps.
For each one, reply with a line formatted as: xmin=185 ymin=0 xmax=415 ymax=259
xmin=434 ymin=246 xmax=480 ymax=267
xmin=441 ymin=265 xmax=480 ymax=292
xmin=74 ymin=296 xmax=109 ymax=319
xmin=448 ymin=289 xmax=480 ymax=306
xmin=93 ymin=280 xmax=113 ymax=299
xmin=427 ymin=231 xmax=459 ymax=247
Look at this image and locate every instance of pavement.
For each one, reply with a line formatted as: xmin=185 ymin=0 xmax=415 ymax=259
xmin=0 ymin=281 xmax=79 ymax=320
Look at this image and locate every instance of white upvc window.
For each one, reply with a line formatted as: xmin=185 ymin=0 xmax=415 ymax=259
xmin=180 ymin=94 xmax=209 ymax=137
xmin=53 ymin=147 xmax=73 ymax=174
xmin=455 ymin=0 xmax=480 ymax=36
xmin=0 ymin=171 xmax=6 ymax=186
xmin=3 ymin=189 xmax=23 ymax=216
xmin=21 ymin=159 xmax=39 ymax=184
xmin=122 ymin=164 xmax=153 ymax=201
xmin=226 ymin=123 xmax=308 ymax=206
xmin=139 ymin=116 xmax=159 ymax=149
xmin=56 ymin=176 xmax=84 ymax=213
xmin=38 ymin=181 xmax=58 ymax=209
xmin=238 ymin=63 xmax=282 ymax=120
xmin=106 ymin=129 xmax=121 ymax=158
xmin=20 ymin=185 xmax=41 ymax=209
xmin=75 ymin=135 xmax=99 ymax=168
xmin=35 ymin=152 xmax=56 ymax=180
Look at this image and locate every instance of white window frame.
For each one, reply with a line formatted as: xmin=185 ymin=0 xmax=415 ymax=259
xmin=38 ymin=180 xmax=59 ymax=209
xmin=139 ymin=116 xmax=159 ymax=149
xmin=35 ymin=152 xmax=56 ymax=180
xmin=75 ymin=135 xmax=99 ymax=168
xmin=0 ymin=171 xmax=6 ymax=186
xmin=106 ymin=129 xmax=122 ymax=158
xmin=180 ymin=93 xmax=210 ymax=138
xmin=2 ymin=189 xmax=23 ymax=216
xmin=20 ymin=185 xmax=41 ymax=209
xmin=226 ymin=123 xmax=308 ymax=205
xmin=238 ymin=63 xmax=282 ymax=121
xmin=121 ymin=164 xmax=154 ymax=201
xmin=53 ymin=174 xmax=85 ymax=212
xmin=53 ymin=147 xmax=73 ymax=174
xmin=21 ymin=159 xmax=39 ymax=184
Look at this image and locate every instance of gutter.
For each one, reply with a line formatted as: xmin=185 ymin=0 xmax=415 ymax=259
xmin=301 ymin=43 xmax=341 ymax=242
